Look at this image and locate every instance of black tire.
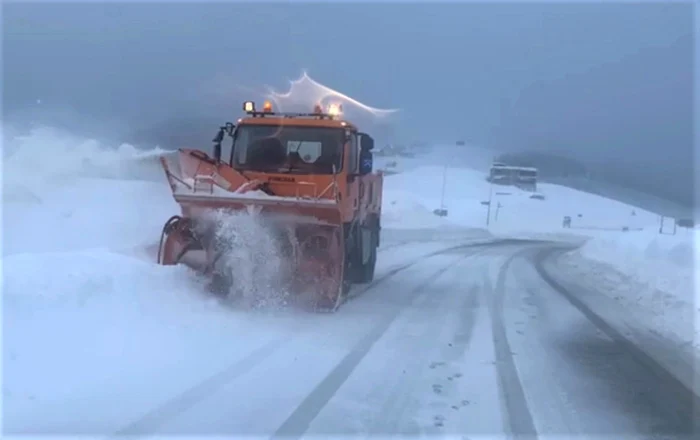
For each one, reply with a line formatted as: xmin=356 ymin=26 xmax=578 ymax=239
xmin=342 ymin=259 xmax=352 ymax=296
xmin=354 ymin=229 xmax=377 ymax=283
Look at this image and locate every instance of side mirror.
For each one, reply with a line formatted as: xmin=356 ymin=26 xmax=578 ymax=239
xmin=359 ymin=132 xmax=374 ymax=152
xmin=212 ymin=127 xmax=225 ymax=161
xmin=225 ymin=122 xmax=235 ymax=136
xmin=212 ymin=122 xmax=235 ymax=162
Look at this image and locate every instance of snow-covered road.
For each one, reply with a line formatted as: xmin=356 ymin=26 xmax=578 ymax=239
xmin=8 ymin=237 xmax=696 ymax=439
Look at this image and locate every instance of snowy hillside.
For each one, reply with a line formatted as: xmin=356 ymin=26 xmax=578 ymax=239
xmin=2 ymin=125 xmax=697 ymax=434
xmin=377 ymin=155 xmax=659 ymax=233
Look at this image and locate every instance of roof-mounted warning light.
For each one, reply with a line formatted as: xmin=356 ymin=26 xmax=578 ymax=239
xmin=327 ymin=103 xmax=343 ymax=118
xmin=312 ymin=103 xmax=343 ymax=119
xmin=243 ymin=100 xmax=274 ymax=116
xmin=240 ymin=100 xmax=349 ymax=120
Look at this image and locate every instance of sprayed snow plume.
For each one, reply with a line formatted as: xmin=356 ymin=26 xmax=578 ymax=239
xmin=265 ymin=71 xmax=399 ymax=119
xmin=203 ymin=209 xmax=292 ymax=309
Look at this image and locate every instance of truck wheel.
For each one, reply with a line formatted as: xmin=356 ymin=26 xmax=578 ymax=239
xmin=363 ymin=241 xmax=377 ymax=282
xmin=355 ymin=229 xmax=377 ymax=283
xmin=342 ymin=252 xmax=353 ymax=295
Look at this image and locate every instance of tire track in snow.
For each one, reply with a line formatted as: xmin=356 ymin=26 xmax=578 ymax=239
xmin=109 ymin=241 xmax=483 ymax=437
xmin=112 ymin=336 xmax=291 ymax=437
xmin=426 ymin=283 xmax=481 ymax=432
xmin=343 ymin=238 xmax=542 ymax=307
xmin=270 ymin=248 xmax=486 ymax=439
xmin=369 ymin=272 xmax=483 ymax=436
xmin=488 ymin=247 xmax=539 ymax=440
xmin=339 ymin=240 xmax=490 ymax=306
xmin=377 ymin=240 xmax=413 ymax=252
xmin=364 ymin=256 xmax=485 ymax=436
xmin=109 ymin=259 xmax=417 ymax=437
xmin=111 ymin=240 xmax=533 ymax=438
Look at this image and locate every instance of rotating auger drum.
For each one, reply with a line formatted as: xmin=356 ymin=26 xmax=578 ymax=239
xmin=157 ymin=214 xmax=225 ymax=275
xmin=157 ymin=212 xmax=349 ymax=311
xmin=157 ymin=215 xmax=200 ymax=267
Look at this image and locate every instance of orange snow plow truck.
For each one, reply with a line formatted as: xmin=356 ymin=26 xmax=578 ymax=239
xmin=157 ymin=100 xmax=382 ymax=311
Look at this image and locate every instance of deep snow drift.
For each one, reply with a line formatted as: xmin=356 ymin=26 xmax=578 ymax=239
xmin=3 ymin=126 xmax=175 ymax=256
xmin=558 ymin=227 xmax=699 ymax=351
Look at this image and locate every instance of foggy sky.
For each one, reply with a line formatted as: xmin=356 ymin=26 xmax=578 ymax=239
xmin=2 ymin=2 xmax=695 ymax=205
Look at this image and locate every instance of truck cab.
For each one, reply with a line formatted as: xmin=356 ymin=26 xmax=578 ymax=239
xmin=225 ymin=102 xmax=374 ymax=179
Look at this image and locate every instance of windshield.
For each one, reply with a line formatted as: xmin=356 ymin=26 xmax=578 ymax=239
xmin=231 ymin=125 xmax=345 ymax=174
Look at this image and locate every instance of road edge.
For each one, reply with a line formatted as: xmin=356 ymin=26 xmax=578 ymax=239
xmin=533 ymin=247 xmax=700 ymax=434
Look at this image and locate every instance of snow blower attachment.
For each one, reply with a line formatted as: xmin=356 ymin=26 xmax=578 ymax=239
xmin=157 ymin=100 xmax=383 ymax=311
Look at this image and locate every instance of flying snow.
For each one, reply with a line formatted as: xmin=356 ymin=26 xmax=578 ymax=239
xmin=202 ymin=209 xmax=292 ymax=310
xmin=265 ymin=70 xmax=400 ymax=118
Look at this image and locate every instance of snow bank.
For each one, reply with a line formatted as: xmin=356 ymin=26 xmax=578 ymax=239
xmin=2 ymin=125 xmax=178 ymax=257
xmin=558 ymin=228 xmax=698 ymax=350
xmin=4 ymin=177 xmax=177 ymax=257
xmin=2 ymin=248 xmax=294 ymax=433
xmin=580 ymin=227 xmax=696 ymax=273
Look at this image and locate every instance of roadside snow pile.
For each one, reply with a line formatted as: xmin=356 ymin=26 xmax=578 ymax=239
xmin=557 ymin=228 xmax=698 ymax=349
xmin=2 ymin=248 xmax=291 ymax=434
xmin=2 ymin=125 xmax=177 ymax=257
xmin=4 ymin=177 xmax=177 ymax=257
xmin=580 ymin=228 xmax=696 ymax=280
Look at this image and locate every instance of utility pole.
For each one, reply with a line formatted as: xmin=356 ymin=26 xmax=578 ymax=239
xmin=440 ymin=164 xmax=448 ymax=211
xmin=494 ymin=201 xmax=502 ymax=223
xmin=485 ymin=180 xmax=494 ymax=226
